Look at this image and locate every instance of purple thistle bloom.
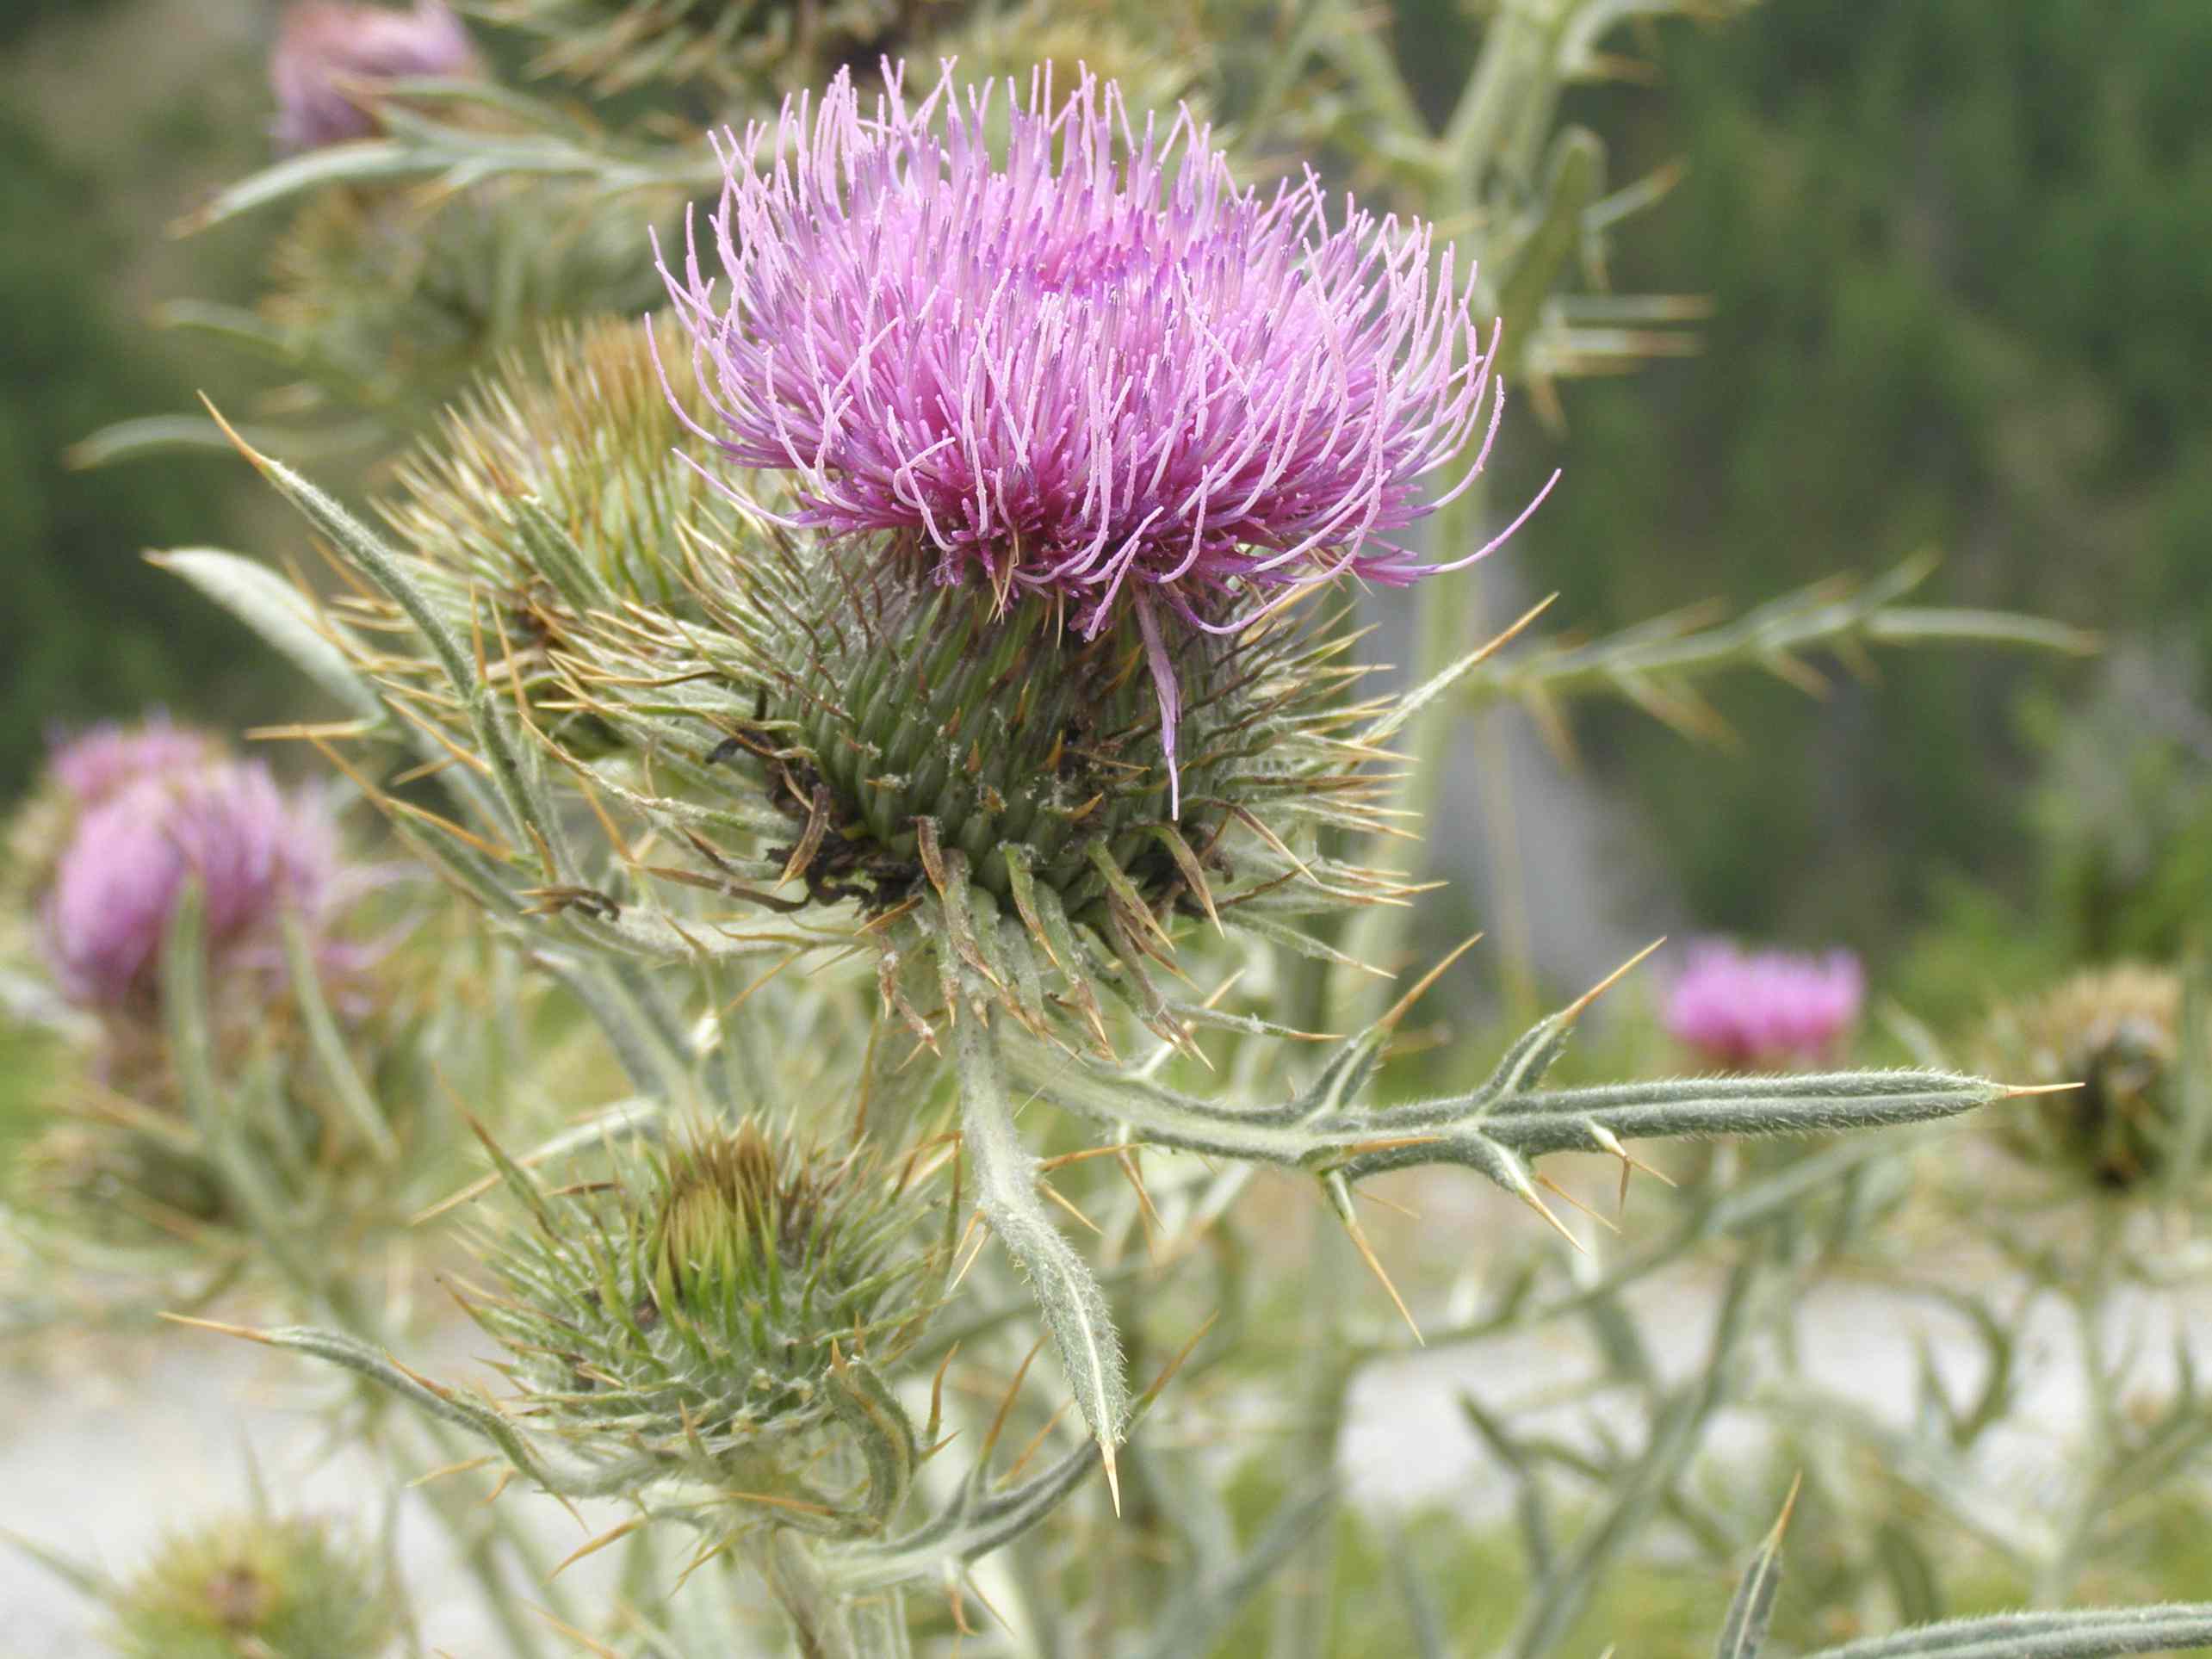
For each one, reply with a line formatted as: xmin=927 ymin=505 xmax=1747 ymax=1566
xmin=41 ymin=758 xmax=343 ymax=1012
xmin=656 ymin=63 xmax=1556 ymax=802
xmin=270 ymin=0 xmax=478 ymax=153
xmin=46 ymin=715 xmax=219 ymax=808
xmin=1664 ymin=940 xmax=1865 ymax=1070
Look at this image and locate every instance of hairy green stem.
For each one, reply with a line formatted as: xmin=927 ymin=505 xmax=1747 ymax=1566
xmin=754 ymin=1527 xmax=858 ymax=1659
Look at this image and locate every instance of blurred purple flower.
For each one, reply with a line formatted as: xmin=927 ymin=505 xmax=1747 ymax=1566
xmin=41 ymin=758 xmax=343 ymax=1011
xmin=658 ymin=63 xmax=1555 ymax=801
xmin=1664 ymin=940 xmax=1864 ymax=1069
xmin=270 ymin=0 xmax=478 ymax=152
xmin=46 ymin=715 xmax=218 ymax=808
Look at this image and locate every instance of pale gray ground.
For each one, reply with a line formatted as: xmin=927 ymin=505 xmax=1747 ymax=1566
xmin=11 ymin=1245 xmax=2190 ymax=1653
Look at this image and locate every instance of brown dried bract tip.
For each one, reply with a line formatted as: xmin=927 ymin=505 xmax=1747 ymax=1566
xmin=1326 ymin=1172 xmax=1423 ymax=1345
xmin=1516 ymin=1182 xmax=1589 ymax=1258
xmin=1536 ymin=1172 xmax=1622 ymax=1237
xmin=1376 ymin=932 xmax=1484 ymax=1035
xmin=1562 ymin=936 xmax=1668 ymax=1024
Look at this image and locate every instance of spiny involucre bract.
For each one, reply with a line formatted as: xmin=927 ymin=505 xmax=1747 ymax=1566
xmin=658 ymin=59 xmax=1554 ymax=799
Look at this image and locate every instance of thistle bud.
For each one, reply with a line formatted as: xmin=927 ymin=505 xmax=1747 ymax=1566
xmin=1981 ymin=965 xmax=2190 ymax=1189
xmin=461 ymin=1118 xmax=946 ymax=1528
xmin=375 ymin=316 xmax=736 ymax=754
xmin=933 ymin=0 xmax=1209 ymax=130
xmin=108 ymin=1513 xmax=400 ymax=1658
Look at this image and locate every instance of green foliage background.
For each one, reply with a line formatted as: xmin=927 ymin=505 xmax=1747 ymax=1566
xmin=1480 ymin=2 xmax=2212 ymax=962
xmin=0 ymin=4 xmax=298 ymax=795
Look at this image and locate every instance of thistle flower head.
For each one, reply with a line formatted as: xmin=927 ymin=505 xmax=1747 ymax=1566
xmin=6 ymin=716 xmax=221 ymax=922
xmin=1664 ymin=940 xmax=1864 ymax=1069
xmin=660 ymin=61 xmax=1551 ymax=798
xmin=1982 ymin=964 xmax=2189 ymax=1190
xmin=462 ymin=1117 xmax=947 ymax=1524
xmin=269 ymin=0 xmax=478 ymax=152
xmin=108 ymin=1513 xmax=400 ymax=1658
xmin=373 ymin=321 xmax=1401 ymax=1053
xmin=40 ymin=750 xmax=342 ymax=1012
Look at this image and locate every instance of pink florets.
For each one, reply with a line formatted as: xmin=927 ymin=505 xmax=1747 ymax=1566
xmin=270 ymin=0 xmax=478 ymax=152
xmin=657 ymin=62 xmax=1556 ymax=799
xmin=40 ymin=752 xmax=343 ymax=1012
xmin=46 ymin=715 xmax=219 ymax=808
xmin=1664 ymin=940 xmax=1865 ymax=1069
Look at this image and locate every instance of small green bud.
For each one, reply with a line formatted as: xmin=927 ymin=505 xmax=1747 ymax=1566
xmin=465 ymin=1117 xmax=946 ymax=1530
xmin=109 ymin=1514 xmax=400 ymax=1659
xmin=1980 ymin=965 xmax=2189 ymax=1189
xmin=375 ymin=317 xmax=740 ymax=760
xmin=934 ymin=0 xmax=1211 ymax=133
xmin=651 ymin=1121 xmax=838 ymax=1318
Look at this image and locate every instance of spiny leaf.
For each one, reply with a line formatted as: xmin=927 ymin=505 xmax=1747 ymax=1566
xmin=1800 ymin=1605 xmax=2212 ymax=1659
xmin=1713 ymin=1476 xmax=1800 ymax=1659
xmin=154 ymin=548 xmax=384 ymax=722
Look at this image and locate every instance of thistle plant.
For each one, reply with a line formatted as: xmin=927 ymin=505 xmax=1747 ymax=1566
xmin=0 ymin=719 xmax=508 ymax=1346
xmin=25 ymin=1509 xmax=405 ymax=1659
xmin=1980 ymin=965 xmax=2206 ymax=1194
xmin=22 ymin=3 xmax=2212 ymax=1657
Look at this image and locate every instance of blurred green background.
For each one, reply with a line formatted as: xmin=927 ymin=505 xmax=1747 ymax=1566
xmin=7 ymin=0 xmax=2209 ymax=1017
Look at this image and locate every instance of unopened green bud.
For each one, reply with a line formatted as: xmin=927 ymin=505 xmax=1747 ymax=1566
xmin=935 ymin=0 xmax=1211 ymax=133
xmin=109 ymin=1514 xmax=399 ymax=1659
xmin=1980 ymin=965 xmax=2190 ymax=1190
xmin=651 ymin=1120 xmax=840 ymax=1318
xmin=466 ymin=1117 xmax=945 ymax=1528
